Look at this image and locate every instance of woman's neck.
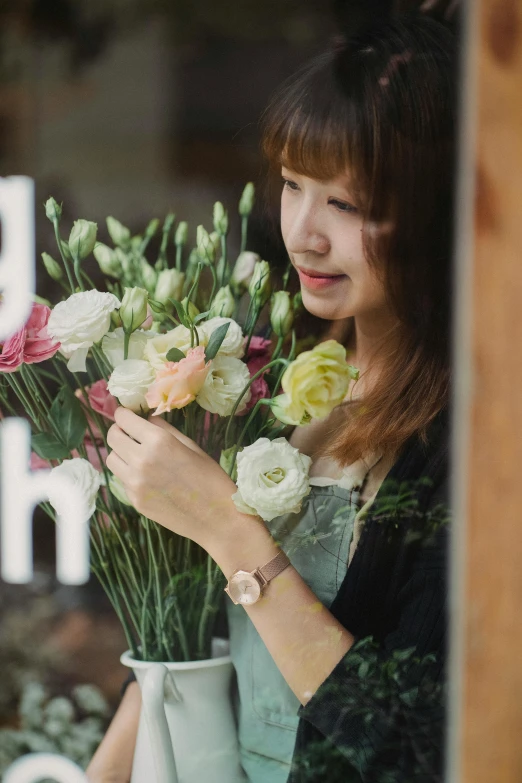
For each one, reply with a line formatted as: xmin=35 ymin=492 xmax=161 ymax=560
xmin=326 ymin=314 xmax=401 ymax=401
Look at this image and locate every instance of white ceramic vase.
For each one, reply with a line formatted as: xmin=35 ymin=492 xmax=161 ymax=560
xmin=121 ymin=638 xmax=247 ymax=783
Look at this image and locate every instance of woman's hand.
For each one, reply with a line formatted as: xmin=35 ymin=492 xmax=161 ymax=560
xmin=106 ymin=407 xmax=245 ymax=552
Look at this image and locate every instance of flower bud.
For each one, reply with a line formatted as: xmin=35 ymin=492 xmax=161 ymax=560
xmin=293 ymin=291 xmax=303 ymax=314
xmin=213 ymin=202 xmax=228 ymax=236
xmin=69 ymin=219 xmax=98 ymax=261
xmin=219 ymin=445 xmax=240 ymax=482
xmin=119 ymin=287 xmax=149 ymax=333
xmin=45 ymin=197 xmax=62 ymax=223
xmin=270 ymin=291 xmax=293 ymax=338
xmin=93 ymin=243 xmax=123 ymax=278
xmin=209 ymin=231 xmax=221 ymax=258
xmin=140 ymin=258 xmax=157 ymax=294
xmin=239 ymin=182 xmax=255 ymax=217
xmin=181 ymin=297 xmax=200 ymax=321
xmin=209 ymin=285 xmax=235 ymax=318
xmin=109 ymin=474 xmax=133 ymax=507
xmin=106 ymin=216 xmax=131 ymax=248
xmin=154 ymin=268 xmax=185 ymax=305
xmin=230 ymin=251 xmax=259 ymax=294
xmin=196 ymin=225 xmax=215 ymax=264
xmin=145 ymin=218 xmax=160 ymax=238
xmin=115 ymin=247 xmax=132 ymax=278
xmin=175 ymin=221 xmax=188 ymax=247
xmin=41 ymin=252 xmax=63 ymax=282
xmin=248 ymin=260 xmax=271 ymax=308
xmin=110 ymin=309 xmax=123 ymax=328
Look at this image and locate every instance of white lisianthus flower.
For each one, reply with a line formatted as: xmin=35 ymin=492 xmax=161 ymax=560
xmin=47 ymin=290 xmax=121 ymax=372
xmin=200 ymin=317 xmax=244 ymax=358
xmin=48 ymin=458 xmax=103 ymax=522
xmin=107 ymin=359 xmax=156 ymax=412
xmin=101 ymin=327 xmax=153 ymax=369
xmin=143 ymin=325 xmax=205 ymax=370
xmin=196 ymin=355 xmax=251 ymax=416
xmin=231 ymin=437 xmax=312 ymax=522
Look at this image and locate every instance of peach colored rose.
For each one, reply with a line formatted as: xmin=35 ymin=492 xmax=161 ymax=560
xmin=146 ymin=345 xmax=211 ymax=416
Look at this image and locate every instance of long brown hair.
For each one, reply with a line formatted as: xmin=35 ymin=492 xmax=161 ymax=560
xmin=261 ymin=13 xmax=458 ymax=465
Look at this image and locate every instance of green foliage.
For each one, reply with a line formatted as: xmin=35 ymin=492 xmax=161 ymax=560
xmin=204 ymin=321 xmax=230 ymax=361
xmin=290 ymin=637 xmax=446 ymax=782
xmin=49 ymin=384 xmax=88 ymax=451
xmin=0 ymin=682 xmax=111 ymax=777
xmin=165 ymin=347 xmax=186 ymax=362
xmin=31 ymin=433 xmax=71 ymax=460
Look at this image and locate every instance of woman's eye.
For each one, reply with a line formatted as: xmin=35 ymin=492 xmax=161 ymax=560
xmin=281 ymin=177 xmax=299 ymax=192
xmin=329 ymin=199 xmax=357 ymax=214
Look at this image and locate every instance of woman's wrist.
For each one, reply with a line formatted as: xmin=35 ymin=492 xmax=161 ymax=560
xmin=208 ymin=511 xmax=281 ymax=579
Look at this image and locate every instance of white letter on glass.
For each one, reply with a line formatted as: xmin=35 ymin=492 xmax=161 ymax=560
xmin=0 ymin=418 xmax=90 ymax=585
xmin=0 ymin=176 xmax=35 ymax=341
xmin=4 ymin=753 xmax=88 ymax=783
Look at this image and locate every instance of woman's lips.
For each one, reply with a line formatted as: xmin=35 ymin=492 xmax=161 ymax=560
xmin=297 ymin=268 xmax=347 ymax=290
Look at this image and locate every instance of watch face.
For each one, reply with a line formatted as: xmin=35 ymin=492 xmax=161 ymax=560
xmin=228 ymin=571 xmax=262 ymax=605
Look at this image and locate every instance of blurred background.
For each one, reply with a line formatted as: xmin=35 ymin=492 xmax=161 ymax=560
xmin=0 ymin=0 xmax=460 ymax=772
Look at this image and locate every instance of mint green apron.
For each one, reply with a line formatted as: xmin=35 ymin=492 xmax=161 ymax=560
xmin=226 ymin=464 xmax=373 ymax=783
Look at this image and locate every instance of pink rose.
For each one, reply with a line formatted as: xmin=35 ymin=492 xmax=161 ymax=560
xmin=85 ymin=379 xmax=118 ymax=421
xmin=237 ymin=336 xmax=272 ymax=416
xmin=0 ymin=329 xmax=25 ymax=373
xmin=146 ymin=345 xmax=211 ymax=416
xmin=23 ymin=304 xmax=61 ymax=364
xmin=75 ymin=379 xmax=118 ymax=440
xmin=0 ymin=304 xmax=60 ymax=373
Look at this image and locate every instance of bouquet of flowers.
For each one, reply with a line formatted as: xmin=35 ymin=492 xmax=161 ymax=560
xmin=0 ymin=184 xmax=359 ymax=662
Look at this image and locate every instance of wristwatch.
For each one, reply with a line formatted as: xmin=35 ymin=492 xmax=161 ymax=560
xmin=224 ymin=549 xmax=291 ymax=606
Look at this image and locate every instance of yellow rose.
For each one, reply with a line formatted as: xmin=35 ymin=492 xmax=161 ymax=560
xmin=278 ymin=339 xmax=356 ymax=422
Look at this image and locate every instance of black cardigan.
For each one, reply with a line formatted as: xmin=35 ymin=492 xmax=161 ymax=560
xmin=287 ymin=405 xmax=451 ymax=783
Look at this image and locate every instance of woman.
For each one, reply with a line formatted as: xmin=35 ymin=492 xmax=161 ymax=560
xmin=87 ymin=10 xmax=456 ymax=783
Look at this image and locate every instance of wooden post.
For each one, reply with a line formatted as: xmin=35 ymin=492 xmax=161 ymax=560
xmin=449 ymin=1 xmax=522 ymax=781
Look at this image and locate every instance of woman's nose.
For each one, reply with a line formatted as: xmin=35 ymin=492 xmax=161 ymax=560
xmin=284 ymin=204 xmax=330 ymax=256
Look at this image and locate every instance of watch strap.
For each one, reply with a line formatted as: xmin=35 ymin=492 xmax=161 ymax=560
xmin=256 ymin=549 xmax=290 ymax=585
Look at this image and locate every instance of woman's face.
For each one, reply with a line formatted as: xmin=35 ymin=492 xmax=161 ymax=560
xmin=280 ymin=167 xmax=393 ymax=331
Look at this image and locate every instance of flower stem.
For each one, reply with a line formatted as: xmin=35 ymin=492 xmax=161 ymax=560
xmin=240 ymin=216 xmax=248 ymax=254
xmin=223 ymin=357 xmax=288 ymax=450
xmin=52 ymin=222 xmax=75 ymax=292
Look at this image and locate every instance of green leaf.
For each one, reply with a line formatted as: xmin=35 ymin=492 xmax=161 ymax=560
xmin=168 ymin=298 xmax=190 ymax=327
xmin=192 ymin=310 xmax=211 ymax=324
xmin=204 ymin=321 xmax=230 ymax=361
xmin=49 ymin=384 xmax=87 ymax=451
xmin=166 ymin=347 xmax=186 ymax=363
xmin=32 ymin=433 xmax=70 ymax=460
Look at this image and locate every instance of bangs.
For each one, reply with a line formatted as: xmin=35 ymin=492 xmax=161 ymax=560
xmin=261 ymin=53 xmax=364 ymax=187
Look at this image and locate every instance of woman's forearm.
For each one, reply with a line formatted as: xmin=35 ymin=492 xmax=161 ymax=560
xmin=86 ymin=681 xmax=141 ymax=783
xmin=209 ymin=513 xmax=355 ymax=706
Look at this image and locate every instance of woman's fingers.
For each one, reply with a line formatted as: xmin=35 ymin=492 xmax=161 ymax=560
xmin=107 ymin=424 xmax=142 ymax=465
xmin=113 ymin=407 xmax=152 ymax=444
xmin=106 ymin=449 xmax=129 ymax=481
xmin=148 ymin=414 xmax=207 ymax=456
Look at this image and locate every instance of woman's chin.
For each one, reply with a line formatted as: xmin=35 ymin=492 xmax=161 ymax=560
xmin=301 ymin=292 xmax=353 ymax=321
